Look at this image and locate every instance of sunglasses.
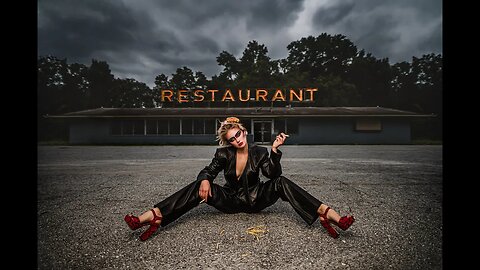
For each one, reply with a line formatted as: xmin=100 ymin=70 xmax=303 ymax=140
xmin=228 ymin=130 xmax=242 ymax=143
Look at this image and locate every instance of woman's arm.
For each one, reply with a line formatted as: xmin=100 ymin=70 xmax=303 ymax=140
xmin=196 ymin=148 xmax=226 ymax=202
xmin=272 ymin=133 xmax=288 ymax=153
xmin=196 ymin=148 xmax=226 ymax=184
xmin=260 ymin=147 xmax=282 ymax=179
xmin=261 ymin=133 xmax=288 ymax=178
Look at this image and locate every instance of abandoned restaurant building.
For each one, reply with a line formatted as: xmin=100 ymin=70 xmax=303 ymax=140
xmin=47 ymin=106 xmax=433 ymax=145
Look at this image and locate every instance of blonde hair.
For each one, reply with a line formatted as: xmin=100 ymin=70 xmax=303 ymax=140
xmin=216 ymin=117 xmax=247 ymax=146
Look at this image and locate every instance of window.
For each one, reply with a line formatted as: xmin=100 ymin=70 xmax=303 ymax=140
xmin=146 ymin=120 xmax=157 ymax=135
xmin=110 ymin=118 xmax=220 ymax=136
xmin=205 ymin=119 xmax=216 ymax=134
xmin=182 ymin=119 xmax=193 ymax=134
xmin=158 ymin=120 xmax=169 ymax=134
xmin=133 ymin=120 xmax=144 ymax=135
xmin=123 ymin=121 xmax=135 ymax=135
xmin=355 ymin=119 xmax=382 ymax=132
xmin=193 ymin=119 xmax=204 ymax=134
xmin=170 ymin=120 xmax=180 ymax=134
xmin=111 ymin=120 xmax=122 ymax=135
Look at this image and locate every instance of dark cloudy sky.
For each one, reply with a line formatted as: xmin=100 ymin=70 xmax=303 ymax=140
xmin=38 ymin=0 xmax=442 ymax=88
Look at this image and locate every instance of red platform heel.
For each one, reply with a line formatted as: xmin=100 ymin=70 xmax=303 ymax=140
xmin=124 ymin=214 xmax=145 ymax=230
xmin=319 ymin=207 xmax=339 ymax=239
xmin=335 ymin=215 xmax=355 ymax=231
xmin=139 ymin=209 xmax=162 ymax=241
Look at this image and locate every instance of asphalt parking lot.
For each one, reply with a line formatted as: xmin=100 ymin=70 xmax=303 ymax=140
xmin=37 ymin=145 xmax=442 ymax=269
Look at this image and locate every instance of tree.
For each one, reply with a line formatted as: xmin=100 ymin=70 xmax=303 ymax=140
xmin=237 ymin=40 xmax=277 ymax=88
xmin=391 ymin=61 xmax=416 ymax=110
xmin=38 ymin=56 xmax=69 ymax=117
xmin=284 ymin=33 xmax=357 ymax=82
xmin=154 ymin=73 xmax=171 ymax=90
xmin=216 ymin=51 xmax=239 ymax=83
xmin=37 ymin=56 xmax=79 ymax=141
xmin=390 ymin=53 xmax=442 ymax=114
xmin=195 ymin=71 xmax=208 ymax=89
xmin=411 ymin=53 xmax=442 ymax=114
xmin=110 ymin=78 xmax=155 ymax=108
xmin=390 ymin=54 xmax=442 ymax=140
xmin=62 ymin=62 xmax=90 ymax=111
xmin=314 ymin=75 xmax=360 ymax=107
xmin=346 ymin=50 xmax=392 ymax=106
xmin=85 ymin=59 xmax=115 ymax=108
xmin=171 ymin=66 xmax=196 ymax=90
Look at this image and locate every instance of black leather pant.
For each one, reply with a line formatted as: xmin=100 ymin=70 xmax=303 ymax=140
xmin=154 ymin=176 xmax=322 ymax=227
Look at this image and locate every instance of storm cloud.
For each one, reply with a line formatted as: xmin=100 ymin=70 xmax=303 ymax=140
xmin=38 ymin=0 xmax=442 ymax=87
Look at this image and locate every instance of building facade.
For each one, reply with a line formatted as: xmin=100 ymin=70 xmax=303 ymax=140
xmin=48 ymin=107 xmax=433 ymax=145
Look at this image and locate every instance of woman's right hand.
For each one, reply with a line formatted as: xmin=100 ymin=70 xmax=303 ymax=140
xmin=199 ymin=179 xmax=212 ymax=202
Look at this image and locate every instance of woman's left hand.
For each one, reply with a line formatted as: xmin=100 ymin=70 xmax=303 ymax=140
xmin=272 ymin=133 xmax=288 ymax=153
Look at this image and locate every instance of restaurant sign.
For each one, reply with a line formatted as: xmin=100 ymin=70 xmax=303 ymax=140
xmin=160 ymin=88 xmax=318 ymax=103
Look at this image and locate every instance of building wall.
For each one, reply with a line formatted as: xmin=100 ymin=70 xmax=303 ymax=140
xmin=69 ymin=119 xmax=217 ymax=145
xmin=69 ymin=117 xmax=411 ymax=145
xmin=293 ymin=118 xmax=410 ymax=144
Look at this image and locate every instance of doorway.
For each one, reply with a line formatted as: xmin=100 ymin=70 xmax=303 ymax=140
xmin=253 ymin=121 xmax=272 ymax=144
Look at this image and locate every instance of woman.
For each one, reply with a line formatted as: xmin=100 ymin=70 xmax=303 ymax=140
xmin=124 ymin=116 xmax=354 ymax=241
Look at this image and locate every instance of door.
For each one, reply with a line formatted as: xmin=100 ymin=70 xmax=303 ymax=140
xmin=253 ymin=121 xmax=272 ymax=144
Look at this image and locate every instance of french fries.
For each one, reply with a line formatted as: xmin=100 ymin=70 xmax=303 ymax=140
xmin=246 ymin=225 xmax=268 ymax=240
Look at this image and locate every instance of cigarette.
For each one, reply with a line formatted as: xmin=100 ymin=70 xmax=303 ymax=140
xmin=284 ymin=134 xmax=290 ymax=137
xmin=199 ymin=199 xmax=205 ymax=204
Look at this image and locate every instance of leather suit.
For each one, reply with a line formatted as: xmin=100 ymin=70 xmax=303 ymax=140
xmin=155 ymin=143 xmax=322 ymax=227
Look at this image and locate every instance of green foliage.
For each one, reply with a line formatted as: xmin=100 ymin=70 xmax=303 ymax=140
xmin=284 ymin=34 xmax=357 ymax=81
xmin=346 ymin=50 xmax=393 ymax=106
xmin=110 ymin=78 xmax=155 ymax=108
xmin=85 ymin=60 xmax=115 ymax=108
xmin=38 ymin=33 xmax=442 ymax=140
xmin=314 ymin=75 xmax=360 ymax=106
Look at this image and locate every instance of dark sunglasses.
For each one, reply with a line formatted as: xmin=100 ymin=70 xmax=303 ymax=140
xmin=228 ymin=130 xmax=242 ymax=143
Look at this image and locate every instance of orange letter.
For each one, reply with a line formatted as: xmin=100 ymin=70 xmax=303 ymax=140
xmin=207 ymin=90 xmax=219 ymax=101
xmin=272 ymin=89 xmax=286 ymax=101
xmin=256 ymin=89 xmax=268 ymax=101
xmin=161 ymin=90 xmax=173 ymax=102
xmin=194 ymin=90 xmax=205 ymax=102
xmin=178 ymin=90 xmax=189 ymax=103
xmin=305 ymin=88 xmax=318 ymax=101
xmin=221 ymin=89 xmax=235 ymax=102
xmin=238 ymin=89 xmax=251 ymax=102
xmin=289 ymin=88 xmax=303 ymax=101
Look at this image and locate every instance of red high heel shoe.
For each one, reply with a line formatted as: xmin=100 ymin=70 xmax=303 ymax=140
xmin=336 ymin=215 xmax=355 ymax=231
xmin=124 ymin=214 xmax=145 ymax=231
xmin=319 ymin=207 xmax=355 ymax=238
xmin=319 ymin=207 xmax=339 ymax=239
xmin=139 ymin=209 xmax=162 ymax=241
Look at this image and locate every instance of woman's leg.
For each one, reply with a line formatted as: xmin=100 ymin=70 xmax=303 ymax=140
xmin=317 ymin=203 xmax=355 ymax=238
xmin=125 ymin=180 xmax=230 ymax=241
xmin=153 ymin=181 xmax=243 ymax=227
xmin=124 ymin=208 xmax=163 ymax=241
xmin=317 ymin=204 xmax=354 ymax=227
xmin=153 ymin=180 xmax=204 ymax=227
xmin=317 ymin=203 xmax=341 ymax=223
xmin=207 ymin=184 xmax=244 ymax=213
xmin=253 ymin=176 xmax=322 ymax=225
xmin=137 ymin=207 xmax=162 ymax=224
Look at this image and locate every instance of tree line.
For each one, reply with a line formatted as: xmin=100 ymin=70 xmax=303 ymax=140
xmin=38 ymin=33 xmax=442 ymax=141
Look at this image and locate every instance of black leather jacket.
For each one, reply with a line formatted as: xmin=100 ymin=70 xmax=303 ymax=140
xmin=196 ymin=143 xmax=282 ymax=206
